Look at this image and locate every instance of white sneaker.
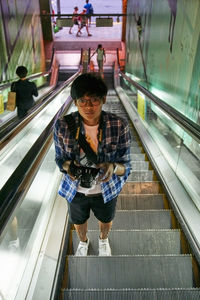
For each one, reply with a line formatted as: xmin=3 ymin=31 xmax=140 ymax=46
xmin=99 ymin=237 xmax=111 ymax=256
xmin=75 ymin=238 xmax=89 ymax=256
xmin=8 ymin=238 xmax=20 ymax=251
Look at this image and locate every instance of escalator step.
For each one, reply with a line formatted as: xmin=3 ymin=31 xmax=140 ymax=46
xmin=72 ymin=230 xmax=181 ymax=255
xmin=131 ymin=161 xmax=149 ymax=170
xmin=67 ymin=255 xmax=193 ymax=289
xmin=117 ymin=194 xmax=164 ymax=209
xmin=122 ymin=182 xmax=161 ymax=194
xmin=130 ymin=146 xmax=143 ymax=153
xmin=130 ymin=153 xmax=146 ymax=161
xmin=63 ymin=288 xmax=200 ymax=300
xmin=88 ymin=210 xmax=171 ymax=229
xmin=131 ymin=141 xmax=140 ymax=147
xmin=128 ymin=170 xmax=154 ymax=181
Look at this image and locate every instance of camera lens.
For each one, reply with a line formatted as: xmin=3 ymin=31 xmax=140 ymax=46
xmin=76 ymin=168 xmax=82 ymax=175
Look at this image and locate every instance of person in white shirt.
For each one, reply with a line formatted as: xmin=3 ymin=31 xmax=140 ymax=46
xmin=90 ymin=44 xmax=106 ymax=75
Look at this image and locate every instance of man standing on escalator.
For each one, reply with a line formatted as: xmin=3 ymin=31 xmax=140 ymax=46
xmin=11 ymin=66 xmax=38 ymax=119
xmin=54 ymin=73 xmax=131 ymax=256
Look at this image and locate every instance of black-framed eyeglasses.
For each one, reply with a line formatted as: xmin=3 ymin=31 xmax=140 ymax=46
xmin=76 ymin=97 xmax=102 ymax=107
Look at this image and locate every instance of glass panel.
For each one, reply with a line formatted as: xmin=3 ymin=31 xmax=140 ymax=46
xmin=121 ymin=76 xmax=200 ymax=210
xmin=0 ymin=84 xmax=71 ymax=189
xmin=0 ymin=144 xmax=61 ymax=300
xmin=0 ymin=86 xmax=75 ymax=299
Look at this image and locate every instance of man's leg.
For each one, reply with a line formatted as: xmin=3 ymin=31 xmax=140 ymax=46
xmin=74 ymin=221 xmax=88 ymax=242
xmin=76 ymin=24 xmax=82 ymax=36
xmin=74 ymin=222 xmax=90 ymax=256
xmin=86 ymin=24 xmax=92 ymax=36
xmin=68 ymin=193 xmax=91 ymax=255
xmin=98 ymin=221 xmax=112 ymax=256
xmin=99 ymin=221 xmax=112 ymax=239
xmin=69 ymin=25 xmax=73 ymax=34
xmin=17 ymin=107 xmax=27 ymax=118
xmin=92 ymin=196 xmax=117 ymax=256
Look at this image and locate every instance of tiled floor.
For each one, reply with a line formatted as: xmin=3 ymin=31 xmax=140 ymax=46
xmin=53 ymin=0 xmax=122 ymax=50
xmin=54 ymin=21 xmax=122 ymax=42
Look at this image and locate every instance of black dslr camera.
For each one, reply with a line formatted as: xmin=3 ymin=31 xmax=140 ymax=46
xmin=69 ymin=161 xmax=99 ymax=188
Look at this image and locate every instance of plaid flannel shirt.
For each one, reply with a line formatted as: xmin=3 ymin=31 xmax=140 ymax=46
xmin=54 ymin=111 xmax=131 ymax=203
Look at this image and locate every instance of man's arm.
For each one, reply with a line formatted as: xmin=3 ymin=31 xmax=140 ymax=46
xmin=90 ymin=48 xmax=97 ymax=58
xmin=32 ymin=83 xmax=38 ymax=97
xmin=103 ymin=49 xmax=106 ymax=62
xmin=54 ymin=119 xmax=78 ymax=181
xmin=97 ymin=119 xmax=131 ymax=183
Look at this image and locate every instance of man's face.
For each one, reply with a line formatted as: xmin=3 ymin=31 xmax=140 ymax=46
xmin=75 ymin=94 xmax=106 ymax=126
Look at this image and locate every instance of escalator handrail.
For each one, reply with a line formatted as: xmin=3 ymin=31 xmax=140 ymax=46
xmin=0 ymin=65 xmax=81 ymax=144
xmin=0 ymin=84 xmax=56 ymax=141
xmin=120 ymin=71 xmax=200 ymax=143
xmin=0 ymin=70 xmax=80 ymax=235
xmin=0 ymin=47 xmax=55 ymax=91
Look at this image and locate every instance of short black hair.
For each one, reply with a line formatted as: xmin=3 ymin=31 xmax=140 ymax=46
xmin=71 ymin=73 xmax=108 ymax=100
xmin=16 ymin=66 xmax=28 ymax=78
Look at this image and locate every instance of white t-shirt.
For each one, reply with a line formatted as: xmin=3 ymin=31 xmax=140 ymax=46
xmin=97 ymin=48 xmax=104 ymax=61
xmin=77 ymin=123 xmax=102 ymax=195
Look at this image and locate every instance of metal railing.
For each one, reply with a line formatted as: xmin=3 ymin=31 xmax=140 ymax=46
xmin=119 ymin=72 xmax=200 ymax=143
xmin=0 ymin=70 xmax=81 ymax=235
xmin=0 ymin=47 xmax=55 ymax=91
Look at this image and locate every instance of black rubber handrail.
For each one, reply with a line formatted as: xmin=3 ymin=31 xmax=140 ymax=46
xmin=116 ymin=48 xmax=120 ymax=67
xmin=120 ymin=71 xmax=200 ymax=143
xmin=0 ymin=68 xmax=81 ymax=145
xmin=0 ymin=71 xmax=80 ymax=234
xmin=0 ymin=84 xmax=56 ymax=141
xmin=0 ymin=103 xmax=67 ymax=234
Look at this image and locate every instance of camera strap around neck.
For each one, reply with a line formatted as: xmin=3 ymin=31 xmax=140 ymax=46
xmin=64 ymin=114 xmax=100 ymax=164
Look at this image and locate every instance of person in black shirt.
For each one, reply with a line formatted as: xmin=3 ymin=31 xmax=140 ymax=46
xmin=11 ymin=66 xmax=38 ymax=118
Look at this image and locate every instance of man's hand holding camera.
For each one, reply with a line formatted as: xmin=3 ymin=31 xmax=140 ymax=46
xmin=97 ymin=162 xmax=125 ymax=182
xmin=63 ymin=160 xmax=125 ymax=184
xmin=62 ymin=160 xmax=77 ymax=180
xmin=97 ymin=162 xmax=114 ymax=182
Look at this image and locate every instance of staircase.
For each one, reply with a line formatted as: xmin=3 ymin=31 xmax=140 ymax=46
xmin=60 ymin=83 xmax=200 ymax=299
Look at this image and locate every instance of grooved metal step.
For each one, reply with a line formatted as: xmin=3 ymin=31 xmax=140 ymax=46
xmin=128 ymin=170 xmax=154 ymax=181
xmin=67 ymin=256 xmax=193 ymax=289
xmin=72 ymin=230 xmax=181 ymax=255
xmin=130 ymin=153 xmax=146 ymax=161
xmin=63 ymin=288 xmax=200 ymax=300
xmin=88 ymin=210 xmax=172 ymax=229
xmin=130 ymin=146 xmax=143 ymax=153
xmin=131 ymin=141 xmax=140 ymax=147
xmin=122 ymin=182 xmax=161 ymax=194
xmin=117 ymin=194 xmax=164 ymax=209
xmin=131 ymin=161 xmax=149 ymax=170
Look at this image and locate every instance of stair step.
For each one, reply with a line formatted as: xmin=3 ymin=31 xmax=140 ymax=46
xmin=72 ymin=230 xmax=181 ymax=255
xmin=128 ymin=170 xmax=154 ymax=181
xmin=122 ymin=182 xmax=161 ymax=194
xmin=130 ymin=153 xmax=146 ymax=161
xmin=67 ymin=255 xmax=193 ymax=289
xmin=88 ymin=210 xmax=172 ymax=229
xmin=117 ymin=194 xmax=164 ymax=209
xmin=131 ymin=161 xmax=149 ymax=170
xmin=63 ymin=288 xmax=200 ymax=300
xmin=130 ymin=146 xmax=143 ymax=153
xmin=131 ymin=141 xmax=139 ymax=147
